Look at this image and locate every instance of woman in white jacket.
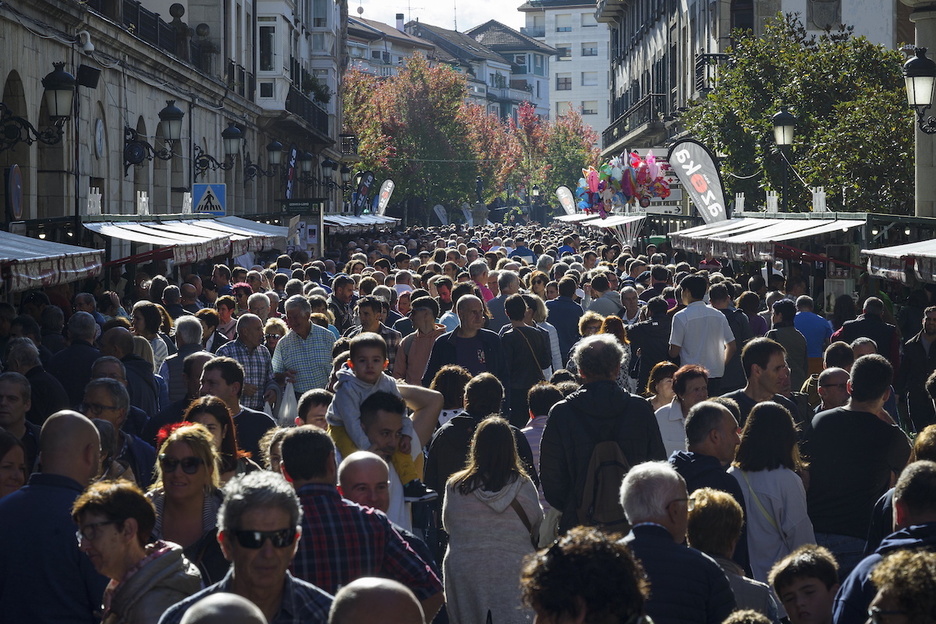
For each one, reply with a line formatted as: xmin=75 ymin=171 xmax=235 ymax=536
xmin=443 ymin=416 xmax=542 ymax=624
xmin=729 ymin=401 xmax=815 ymax=582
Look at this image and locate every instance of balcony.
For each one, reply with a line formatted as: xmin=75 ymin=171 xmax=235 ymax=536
xmin=520 ymin=27 xmax=545 ymax=37
xmin=596 ymin=0 xmax=625 ymax=23
xmin=602 ymin=93 xmax=667 ymax=151
xmin=339 ymin=134 xmax=358 ymax=159
xmin=286 ymin=86 xmax=329 ymax=137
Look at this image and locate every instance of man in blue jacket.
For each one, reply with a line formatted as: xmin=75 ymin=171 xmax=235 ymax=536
xmin=0 ymin=410 xmax=107 ymax=623
xmin=620 ymin=461 xmax=736 ymax=624
xmin=832 ymin=460 xmax=936 ymax=624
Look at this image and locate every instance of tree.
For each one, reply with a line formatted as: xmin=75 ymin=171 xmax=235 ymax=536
xmin=343 ymin=55 xmax=477 ymax=222
xmin=681 ymin=14 xmax=913 ymax=214
xmin=543 ymin=107 xmax=601 ymax=206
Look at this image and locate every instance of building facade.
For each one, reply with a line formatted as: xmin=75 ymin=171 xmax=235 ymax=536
xmin=347 ymin=14 xmax=439 ymax=77
xmin=0 ymin=0 xmax=348 ymax=258
xmin=518 ymin=0 xmax=611 ymax=143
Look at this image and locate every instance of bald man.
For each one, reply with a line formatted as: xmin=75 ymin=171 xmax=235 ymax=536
xmin=337 ymin=452 xmax=440 ymax=579
xmin=0 ymin=411 xmax=107 ymax=622
xmin=179 ymin=593 xmax=267 ymax=624
xmin=329 ymin=578 xmax=424 ymax=624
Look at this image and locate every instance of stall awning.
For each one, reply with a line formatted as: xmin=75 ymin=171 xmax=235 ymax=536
xmin=863 ymin=240 xmax=936 ymax=283
xmin=672 ymin=218 xmax=864 ymax=261
xmin=0 ymin=230 xmax=102 ymax=292
xmin=553 ymin=213 xmax=601 ymax=223
xmin=585 ymin=214 xmax=646 ymax=228
xmin=84 ymin=222 xmax=229 ymax=265
xmin=322 ymin=214 xmax=400 ymax=229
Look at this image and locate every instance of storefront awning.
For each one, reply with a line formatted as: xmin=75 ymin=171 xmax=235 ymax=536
xmin=863 ymin=240 xmax=936 ymax=283
xmin=672 ymin=217 xmax=864 ymax=261
xmin=585 ymin=214 xmax=646 ymax=228
xmin=0 ymin=230 xmax=103 ymax=292
xmin=84 ymin=221 xmax=229 ymax=265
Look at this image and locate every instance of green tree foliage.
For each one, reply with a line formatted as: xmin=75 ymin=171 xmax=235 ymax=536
xmin=681 ymin=14 xmax=913 ymax=214
xmin=343 ymin=55 xmax=600 ymax=223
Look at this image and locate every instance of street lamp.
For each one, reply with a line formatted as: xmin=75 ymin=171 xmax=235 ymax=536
xmin=772 ymin=108 xmax=797 ymax=212
xmin=531 ymin=184 xmax=541 ymax=222
xmin=244 ymin=138 xmax=285 ymax=183
xmin=124 ymin=100 xmax=186 ymax=175
xmin=321 ymin=158 xmax=353 ymax=191
xmin=194 ymin=122 xmax=242 ymax=179
xmin=0 ymin=62 xmax=75 ymax=153
xmin=903 ymin=47 xmax=936 ymax=134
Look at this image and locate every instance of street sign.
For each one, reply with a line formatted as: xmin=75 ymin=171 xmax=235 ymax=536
xmin=192 ymin=183 xmax=226 ymax=216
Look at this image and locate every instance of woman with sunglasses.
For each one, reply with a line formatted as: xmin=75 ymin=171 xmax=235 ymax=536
xmin=72 ymin=479 xmax=202 ymax=624
xmin=148 ymin=423 xmax=228 ymax=584
xmin=527 ymin=270 xmax=549 ymax=300
xmin=263 ymin=317 xmax=287 ymax=354
xmin=184 ymin=396 xmax=260 ymax=486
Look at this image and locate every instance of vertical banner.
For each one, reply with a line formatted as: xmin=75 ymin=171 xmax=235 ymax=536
xmin=666 ymin=139 xmax=728 ymax=224
xmin=352 ymin=171 xmax=375 ymax=216
xmin=555 ymin=186 xmax=577 ymax=215
xmin=376 ymin=179 xmax=395 ymax=215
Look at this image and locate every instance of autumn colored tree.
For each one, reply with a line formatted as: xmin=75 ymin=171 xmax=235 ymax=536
xmin=681 ymin=14 xmax=912 ymax=214
xmin=343 ymin=53 xmax=602 ymax=223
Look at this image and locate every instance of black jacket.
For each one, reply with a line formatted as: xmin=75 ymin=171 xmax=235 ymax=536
xmin=47 ymin=340 xmax=101 ymax=407
xmin=895 ymin=330 xmax=936 ymax=430
xmin=540 ymin=380 xmax=665 ymax=532
xmin=627 ymin=314 xmax=673 ymax=391
xmin=421 ymin=328 xmax=508 ymax=388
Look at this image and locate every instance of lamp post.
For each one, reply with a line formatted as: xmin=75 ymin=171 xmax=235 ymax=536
xmin=903 ymin=45 xmax=936 ymax=216
xmin=531 ymin=184 xmax=541 ymax=223
xmin=0 ymin=62 xmax=75 ymax=152
xmin=772 ymin=108 xmax=796 ymax=212
xmin=194 ymin=122 xmax=242 ymax=179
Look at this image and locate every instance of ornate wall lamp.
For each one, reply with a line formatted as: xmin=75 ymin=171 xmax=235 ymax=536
xmin=124 ymin=100 xmax=185 ymax=174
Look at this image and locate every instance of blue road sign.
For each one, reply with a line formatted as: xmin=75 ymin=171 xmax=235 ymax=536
xmin=193 ymin=183 xmax=226 ymax=216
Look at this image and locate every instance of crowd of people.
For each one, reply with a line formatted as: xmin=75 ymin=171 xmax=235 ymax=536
xmin=1 ymin=221 xmax=936 ymax=624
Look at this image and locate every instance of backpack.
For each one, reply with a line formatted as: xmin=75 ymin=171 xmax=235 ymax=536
xmin=575 ymin=407 xmax=632 ymax=532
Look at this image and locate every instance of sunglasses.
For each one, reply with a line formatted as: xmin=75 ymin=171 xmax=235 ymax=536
xmin=231 ymin=528 xmax=298 ymax=549
xmin=159 ymin=455 xmax=204 ymax=475
xmin=265 ymin=334 xmax=283 ymax=340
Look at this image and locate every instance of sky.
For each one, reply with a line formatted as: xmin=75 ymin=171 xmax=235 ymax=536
xmin=351 ymin=0 xmax=526 ymax=32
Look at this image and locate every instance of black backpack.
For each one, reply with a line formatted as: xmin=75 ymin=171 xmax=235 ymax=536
xmin=575 ymin=405 xmax=632 ymax=532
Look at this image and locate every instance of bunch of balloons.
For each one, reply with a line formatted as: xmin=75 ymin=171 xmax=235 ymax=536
xmin=576 ymin=150 xmax=672 ymax=217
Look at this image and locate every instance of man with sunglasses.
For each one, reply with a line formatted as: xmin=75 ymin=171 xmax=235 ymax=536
xmin=159 ymin=471 xmax=333 ymax=624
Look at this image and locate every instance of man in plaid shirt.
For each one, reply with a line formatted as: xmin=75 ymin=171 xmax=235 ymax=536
xmin=273 ymin=295 xmax=337 ymax=394
xmin=280 ymin=426 xmax=443 ymax=622
xmin=217 ymin=314 xmax=277 ymax=411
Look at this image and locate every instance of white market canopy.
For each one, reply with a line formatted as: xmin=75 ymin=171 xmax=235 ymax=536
xmin=863 ymin=239 xmax=936 ymax=283
xmin=671 ymin=217 xmax=864 ymax=261
xmin=84 ymin=217 xmax=289 ymax=264
xmin=0 ymin=230 xmax=102 ymax=292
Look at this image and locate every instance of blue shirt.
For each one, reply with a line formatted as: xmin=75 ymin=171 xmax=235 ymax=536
xmin=0 ymin=473 xmax=108 ymax=623
xmin=159 ymin=569 xmax=333 ymax=624
xmin=794 ymin=310 xmax=833 ymax=358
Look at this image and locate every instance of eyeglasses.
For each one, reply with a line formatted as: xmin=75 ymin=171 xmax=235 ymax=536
xmin=75 ymin=520 xmax=115 ymax=545
xmin=667 ymin=497 xmax=695 ymax=511
xmin=159 ymin=455 xmax=204 ymax=475
xmin=867 ymin=607 xmax=908 ymax=623
xmin=265 ymin=334 xmax=283 ymax=340
xmin=81 ymin=402 xmax=120 ymax=415
xmin=230 ymin=528 xmax=298 ymax=549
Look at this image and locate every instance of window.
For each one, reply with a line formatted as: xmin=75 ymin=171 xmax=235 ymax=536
xmin=556 ymin=45 xmax=571 ymax=60
xmin=556 ymin=14 xmax=572 ymax=32
xmin=515 ymin=54 xmax=528 ymax=67
xmin=582 ymin=71 xmax=598 ymax=87
xmin=259 ymin=25 xmax=275 ymax=71
xmin=312 ymin=0 xmax=328 ymax=27
xmin=556 ymin=74 xmax=572 ymax=90
xmin=582 ymin=43 xmax=598 ymax=56
xmin=260 ymin=82 xmax=273 ymax=97
xmin=582 ymin=12 xmax=598 ymax=27
xmin=582 ymin=100 xmax=598 ymax=115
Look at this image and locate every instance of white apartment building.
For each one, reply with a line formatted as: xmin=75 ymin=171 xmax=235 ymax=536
xmin=518 ymin=0 xmax=611 ymax=143
xmin=347 ymin=14 xmax=438 ymax=77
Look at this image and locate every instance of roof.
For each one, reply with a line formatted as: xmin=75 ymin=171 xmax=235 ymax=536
xmin=465 ymin=20 xmax=557 ymax=54
xmin=404 ymin=20 xmax=510 ymax=65
xmin=347 ymin=16 xmax=436 ymax=50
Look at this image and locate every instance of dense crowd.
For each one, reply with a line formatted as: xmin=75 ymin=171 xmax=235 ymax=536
xmin=1 ymin=221 xmax=936 ymax=624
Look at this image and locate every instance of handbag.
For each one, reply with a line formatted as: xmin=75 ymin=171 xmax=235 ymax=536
xmin=510 ymin=497 xmax=540 ymax=549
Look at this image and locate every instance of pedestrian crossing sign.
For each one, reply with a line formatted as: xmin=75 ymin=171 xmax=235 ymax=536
xmin=192 ymin=183 xmax=226 ymax=216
